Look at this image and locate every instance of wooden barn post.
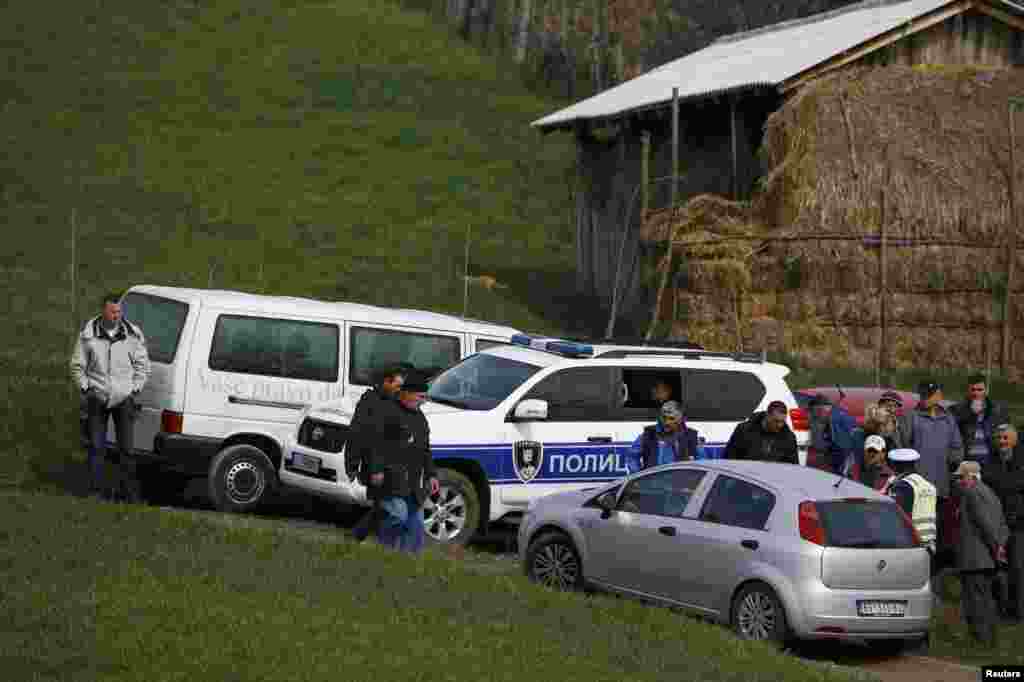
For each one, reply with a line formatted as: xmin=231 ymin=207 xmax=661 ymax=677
xmin=877 ymin=162 xmax=890 ymax=386
xmin=1003 ymin=97 xmax=1023 ymax=371
xmin=646 ymin=88 xmax=680 ymax=341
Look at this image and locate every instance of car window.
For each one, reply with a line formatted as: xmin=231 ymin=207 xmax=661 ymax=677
xmin=699 ymin=475 xmax=776 ymax=530
xmin=619 ymin=368 xmax=683 ymax=420
xmin=349 ymin=326 xmax=460 ymax=385
xmin=684 ymin=370 xmax=767 ymax=422
xmin=475 ymin=339 xmax=507 ymax=352
xmin=120 ymin=292 xmax=189 ymax=364
xmin=617 ymin=469 xmax=707 ymax=518
xmin=815 ymin=500 xmax=917 ymax=549
xmin=209 ymin=315 xmax=339 ymax=382
xmin=523 ymin=367 xmax=617 ymax=421
xmin=428 ymin=353 xmax=541 ymax=411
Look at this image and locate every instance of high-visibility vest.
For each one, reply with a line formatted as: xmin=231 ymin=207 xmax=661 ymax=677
xmin=884 ymin=473 xmax=937 ymax=549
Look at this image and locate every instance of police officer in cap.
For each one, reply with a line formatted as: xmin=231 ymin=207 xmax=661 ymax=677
xmin=885 ymin=448 xmax=940 ymax=591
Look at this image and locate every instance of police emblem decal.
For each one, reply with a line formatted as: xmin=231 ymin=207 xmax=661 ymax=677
xmin=514 ymin=440 xmax=544 ymax=483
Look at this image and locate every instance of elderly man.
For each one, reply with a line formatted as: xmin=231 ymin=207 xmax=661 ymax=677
xmin=626 ymin=400 xmax=700 ymax=473
xmin=988 ymin=424 xmax=1024 ymax=623
xmin=724 ymin=401 xmax=799 ymax=464
xmin=955 ymin=460 xmax=1010 ymax=646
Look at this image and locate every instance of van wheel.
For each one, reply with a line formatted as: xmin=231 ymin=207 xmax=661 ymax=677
xmin=731 ymin=583 xmax=790 ymax=646
xmin=423 ymin=468 xmax=480 ymax=546
xmin=208 ymin=444 xmax=274 ymax=513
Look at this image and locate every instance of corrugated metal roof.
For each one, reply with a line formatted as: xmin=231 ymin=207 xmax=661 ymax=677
xmin=532 ymin=0 xmax=1020 ymax=131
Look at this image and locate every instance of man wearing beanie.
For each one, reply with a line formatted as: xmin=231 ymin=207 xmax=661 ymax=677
xmin=724 ymin=401 xmax=799 ymax=464
xmin=625 ymin=400 xmax=700 ymax=472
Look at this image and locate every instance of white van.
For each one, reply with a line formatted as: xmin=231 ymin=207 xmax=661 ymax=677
xmin=116 ymin=285 xmax=520 ymax=512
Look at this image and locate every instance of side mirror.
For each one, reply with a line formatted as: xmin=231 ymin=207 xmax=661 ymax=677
xmin=513 ymin=399 xmax=548 ymax=421
xmin=597 ymin=491 xmax=617 ymax=518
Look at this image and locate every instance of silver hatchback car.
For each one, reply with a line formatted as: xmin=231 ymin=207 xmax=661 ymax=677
xmin=518 ymin=460 xmax=932 ymax=652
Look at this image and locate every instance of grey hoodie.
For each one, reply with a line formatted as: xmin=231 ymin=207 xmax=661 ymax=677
xmin=71 ymin=316 xmax=150 ymax=408
xmin=899 ymin=405 xmax=964 ymax=497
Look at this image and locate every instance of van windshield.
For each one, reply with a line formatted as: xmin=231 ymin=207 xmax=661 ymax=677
xmin=428 ymin=353 xmax=541 ymax=411
xmin=120 ymin=292 xmax=189 ymax=364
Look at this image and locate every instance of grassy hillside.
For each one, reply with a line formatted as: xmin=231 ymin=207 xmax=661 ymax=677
xmin=0 ymin=490 xmax=873 ymax=682
xmin=0 ymin=0 xmax=582 ymax=491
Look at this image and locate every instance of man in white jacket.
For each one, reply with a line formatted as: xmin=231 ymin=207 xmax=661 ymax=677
xmin=71 ymin=293 xmax=150 ymax=500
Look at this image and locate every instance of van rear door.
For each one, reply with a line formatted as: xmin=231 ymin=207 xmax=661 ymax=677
xmin=119 ymin=290 xmax=193 ymax=454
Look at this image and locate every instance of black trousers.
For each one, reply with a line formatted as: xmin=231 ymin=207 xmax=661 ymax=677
xmin=1007 ymin=530 xmax=1024 ymax=620
xmin=961 ymin=569 xmax=999 ymax=645
xmin=85 ymin=393 xmax=137 ymax=499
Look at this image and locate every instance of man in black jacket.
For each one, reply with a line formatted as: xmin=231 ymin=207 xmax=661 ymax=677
xmin=952 ymin=375 xmax=1009 ymax=473
xmin=990 ymin=424 xmax=1024 ymax=622
xmin=349 ymin=364 xmax=407 ymax=542
xmin=368 ymin=372 xmax=439 ymax=554
xmin=724 ymin=401 xmax=799 ymax=464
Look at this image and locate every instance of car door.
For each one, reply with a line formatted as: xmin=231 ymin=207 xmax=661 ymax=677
xmin=502 ymin=366 xmax=622 ymax=505
xmin=683 ymin=369 xmax=767 ymax=460
xmin=678 ymin=474 xmax=778 ymax=614
xmin=581 ymin=467 xmax=709 ymax=598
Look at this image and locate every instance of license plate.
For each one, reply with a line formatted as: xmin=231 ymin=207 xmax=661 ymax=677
xmin=857 ymin=600 xmax=906 ymax=617
xmin=291 ymin=452 xmax=321 ymax=474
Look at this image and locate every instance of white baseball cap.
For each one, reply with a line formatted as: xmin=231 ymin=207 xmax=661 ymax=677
xmin=888 ymin=448 xmax=921 ymax=462
xmin=863 ymin=435 xmax=886 ymax=451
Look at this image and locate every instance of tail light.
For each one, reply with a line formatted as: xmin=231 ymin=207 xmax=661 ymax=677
xmin=798 ymin=501 xmax=826 ymax=545
xmin=790 ymin=407 xmax=810 ymax=432
xmin=161 ymin=410 xmax=184 ymax=434
xmin=896 ymin=505 xmax=923 ymax=546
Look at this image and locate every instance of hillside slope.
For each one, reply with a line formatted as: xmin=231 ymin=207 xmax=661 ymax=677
xmin=0 ymin=0 xmax=577 ymax=490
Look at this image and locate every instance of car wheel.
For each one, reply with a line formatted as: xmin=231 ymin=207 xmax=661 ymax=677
xmin=423 ymin=468 xmax=480 ymax=546
xmin=525 ymin=531 xmax=583 ymax=591
xmin=208 ymin=444 xmax=275 ymax=513
xmin=731 ymin=583 xmax=789 ymax=645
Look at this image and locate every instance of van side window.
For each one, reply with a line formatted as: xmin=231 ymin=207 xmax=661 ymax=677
xmin=120 ymin=292 xmax=189 ymax=364
xmin=620 ymin=368 xmax=683 ymax=420
xmin=209 ymin=315 xmax=339 ymax=382
xmin=349 ymin=327 xmax=460 ymax=386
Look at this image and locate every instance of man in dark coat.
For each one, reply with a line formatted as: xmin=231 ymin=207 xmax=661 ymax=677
xmin=951 ymin=374 xmax=1008 ymax=473
xmin=367 ymin=372 xmax=439 ymax=554
xmin=808 ymin=394 xmax=857 ymax=474
xmin=724 ymin=401 xmax=799 ymax=464
xmin=625 ymin=401 xmax=700 ymax=473
xmin=955 ymin=460 xmax=1010 ymax=646
xmin=349 ymin=364 xmax=407 ymax=542
xmin=989 ymin=424 xmax=1024 ymax=622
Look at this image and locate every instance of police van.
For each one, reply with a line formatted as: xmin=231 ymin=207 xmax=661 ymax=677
xmin=112 ymin=285 xmax=521 ymax=511
xmin=279 ymin=334 xmax=810 ymax=545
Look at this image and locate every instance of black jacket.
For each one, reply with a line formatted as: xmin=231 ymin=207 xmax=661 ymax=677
xmin=951 ymin=397 xmax=1008 ymax=461
xmin=347 ymin=388 xmax=390 ymax=485
xmin=367 ymin=400 xmax=437 ymax=504
xmin=724 ymin=411 xmax=799 ymax=465
xmin=987 ymin=441 xmax=1024 ymax=530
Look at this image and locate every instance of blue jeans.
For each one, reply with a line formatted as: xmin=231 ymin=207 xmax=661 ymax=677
xmin=376 ymin=495 xmax=425 ymax=554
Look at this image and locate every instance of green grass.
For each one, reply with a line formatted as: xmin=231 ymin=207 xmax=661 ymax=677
xmin=926 ymin=574 xmax=1024 ymax=666
xmin=0 ymin=490 xmax=872 ymax=682
xmin=0 ymin=0 xmax=590 ymax=493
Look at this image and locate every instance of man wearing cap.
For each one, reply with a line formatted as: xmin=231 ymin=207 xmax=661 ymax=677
xmin=988 ymin=424 xmax=1024 ymax=622
xmin=952 ymin=375 xmax=1008 ymax=474
xmin=900 ymin=381 xmax=964 ymax=558
xmin=954 ymin=460 xmax=1009 ymax=645
xmin=724 ymin=401 xmax=799 ymax=465
xmin=626 ymin=400 xmax=700 ymax=473
xmin=874 ymin=392 xmax=907 ymax=451
xmin=883 ymin=449 xmax=939 ymax=552
xmin=808 ymin=394 xmax=857 ymax=475
xmin=367 ymin=370 xmax=440 ymax=554
xmin=847 ymin=435 xmax=896 ymax=491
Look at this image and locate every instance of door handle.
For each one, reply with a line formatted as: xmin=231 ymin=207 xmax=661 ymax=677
xmin=587 ymin=436 xmax=613 ymax=443
xmin=658 ymin=526 xmax=676 ymax=537
xmin=228 ymin=395 xmax=309 ymax=410
xmin=741 ymin=539 xmax=759 ymax=550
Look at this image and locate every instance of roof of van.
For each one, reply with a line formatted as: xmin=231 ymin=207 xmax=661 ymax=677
xmin=126 ymin=285 xmax=521 ymax=336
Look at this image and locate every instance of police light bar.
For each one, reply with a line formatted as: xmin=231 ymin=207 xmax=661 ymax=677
xmin=510 ymin=334 xmax=593 ymax=357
